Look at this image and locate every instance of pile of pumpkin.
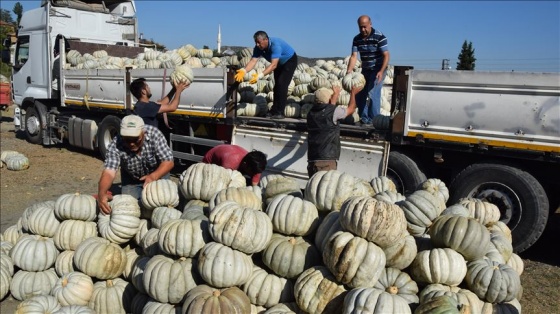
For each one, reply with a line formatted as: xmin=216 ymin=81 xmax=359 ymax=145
xmin=0 ymin=163 xmax=524 ymax=313
xmin=0 ymin=150 xmax=30 ymax=171
xmin=66 ymin=43 xmax=394 ymax=125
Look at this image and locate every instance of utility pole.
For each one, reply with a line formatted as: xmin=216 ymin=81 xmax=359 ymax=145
xmin=441 ymin=59 xmax=450 ymax=70
xmin=217 ymin=24 xmax=221 ymax=54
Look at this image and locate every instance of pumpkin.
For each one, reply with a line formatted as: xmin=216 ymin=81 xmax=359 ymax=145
xmin=150 ymin=206 xmax=182 ymax=229
xmin=141 ymin=228 xmax=163 ymax=257
xmin=92 ymin=50 xmax=108 ymax=58
xmin=181 ymin=284 xmax=251 ymax=314
xmin=179 ymin=163 xmax=245 ymax=201
xmin=89 ymin=278 xmax=136 ymax=314
xmin=429 ymin=215 xmax=491 ymax=261
xmin=241 ymin=265 xmax=294 ymax=308
xmin=293 ymin=266 xmax=347 ymax=314
xmin=370 ymin=176 xmax=397 ymax=194
xmin=181 ymin=200 xmax=209 ymax=221
xmin=26 ymin=201 xmax=60 ymax=237
xmin=3 ymin=224 xmax=22 ymax=245
xmin=158 ymin=219 xmax=211 ymax=258
xmin=341 ymin=72 xmax=366 ymax=92
xmin=262 ymin=234 xmax=322 ymax=279
xmin=419 ymin=283 xmax=483 ymax=313
xmin=97 ymin=194 xmax=141 ymax=244
xmin=339 ymin=196 xmax=408 ymax=248
xmin=52 ymin=305 xmax=96 ymax=314
xmin=0 ymin=252 xmax=13 ymax=300
xmin=122 ymin=247 xmax=141 ymax=280
xmin=6 ymin=153 xmax=30 ymax=170
xmin=143 ymin=298 xmax=182 ymax=313
xmin=10 ymin=268 xmax=58 ymax=301
xmin=465 ymin=259 xmax=521 ymax=303
xmin=141 ymin=179 xmax=180 ymax=210
xmin=10 ymin=234 xmax=59 ymax=271
xmin=237 ymin=102 xmax=260 ymax=117
xmin=54 ymin=192 xmax=97 ymax=222
xmin=197 ymin=242 xmax=253 ymax=288
xmin=314 ymin=211 xmax=343 ymax=253
xmin=53 ymin=220 xmax=98 ymax=251
xmin=263 ymin=176 xmax=303 ymax=204
xmin=0 ymin=149 xmax=21 ymax=163
xmin=342 ymin=287 xmax=412 ymax=314
xmin=323 ymin=231 xmax=386 ymax=288
xmin=133 ymin=219 xmax=151 ymax=245
xmin=374 ymin=267 xmax=419 ymax=305
xmin=0 ymin=241 xmax=13 ymax=256
xmin=459 ymin=198 xmax=501 ymax=226
xmin=440 ymin=204 xmax=471 ymax=217
xmin=52 ymin=271 xmax=94 ymax=306
xmin=143 ymin=255 xmax=200 ymax=304
xmin=20 ymin=201 xmax=52 ymax=233
xmin=208 ymin=201 xmax=273 ymax=254
xmin=262 ymin=302 xmax=302 ymax=314
xmin=382 ymin=232 xmax=417 ymax=270
xmin=55 ymin=250 xmax=76 ymax=277
xmin=309 ymin=76 xmax=332 ymax=91
xmin=14 ymin=295 xmax=61 ymax=313
xmin=73 ymin=236 xmax=127 ymax=280
xmin=490 ymin=231 xmax=513 ymax=262
xmin=284 ymin=102 xmax=301 ymax=118
xmin=265 ymin=194 xmax=320 ymax=236
xmin=410 ymin=248 xmax=467 ymax=287
xmin=414 ymin=295 xmax=464 ymax=314
xmin=304 ymin=170 xmax=373 ymax=212
xmin=209 ymin=186 xmax=263 ymax=212
xmin=396 ymin=190 xmax=445 ymax=236
xmin=481 ymin=299 xmax=522 ymax=314
xmin=506 ymin=253 xmax=524 ymax=276
xmin=419 ymin=178 xmax=450 ymax=204
xmin=170 ymin=64 xmax=195 ymax=86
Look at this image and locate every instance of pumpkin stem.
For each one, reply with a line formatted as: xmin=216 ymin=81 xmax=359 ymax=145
xmin=387 ymin=286 xmax=398 ymax=294
xmin=106 ymin=280 xmax=114 ymax=287
xmin=212 ymin=290 xmax=221 ymax=297
xmin=288 ymin=237 xmax=296 ymax=245
xmin=62 ymin=277 xmax=68 ymax=287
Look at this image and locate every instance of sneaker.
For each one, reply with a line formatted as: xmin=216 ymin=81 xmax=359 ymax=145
xmin=360 ymin=120 xmax=373 ymax=127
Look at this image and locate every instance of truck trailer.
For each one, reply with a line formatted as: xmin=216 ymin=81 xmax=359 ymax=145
xmin=3 ymin=0 xmax=559 ymax=253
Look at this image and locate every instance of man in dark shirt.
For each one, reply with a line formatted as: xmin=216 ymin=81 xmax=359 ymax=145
xmin=306 ymin=84 xmax=363 ymax=178
xmin=130 ymin=78 xmax=189 ymax=127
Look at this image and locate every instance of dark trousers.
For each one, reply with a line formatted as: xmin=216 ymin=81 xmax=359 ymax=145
xmin=307 ymin=160 xmax=337 ymax=178
xmin=271 ymin=54 xmax=298 ymax=115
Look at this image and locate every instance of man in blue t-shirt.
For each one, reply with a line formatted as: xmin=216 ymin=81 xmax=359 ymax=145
xmin=130 ymin=78 xmax=189 ymax=127
xmin=346 ymin=15 xmax=390 ymax=126
xmin=234 ymin=31 xmax=298 ymax=120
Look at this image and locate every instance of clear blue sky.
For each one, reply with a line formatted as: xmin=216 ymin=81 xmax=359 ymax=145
xmin=2 ymin=1 xmax=559 ymax=72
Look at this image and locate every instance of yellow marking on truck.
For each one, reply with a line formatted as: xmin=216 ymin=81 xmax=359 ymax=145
xmin=169 ymin=110 xmax=225 ymax=118
xmin=407 ymin=131 xmax=560 ymax=153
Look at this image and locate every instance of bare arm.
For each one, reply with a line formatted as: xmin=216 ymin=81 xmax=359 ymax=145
xmin=346 ymin=51 xmax=358 ymax=74
xmin=140 ymin=160 xmax=175 ymax=187
xmin=157 ymin=82 xmax=189 ymax=113
xmin=98 ymin=168 xmax=116 ymax=214
xmin=330 ymin=85 xmax=341 ymax=104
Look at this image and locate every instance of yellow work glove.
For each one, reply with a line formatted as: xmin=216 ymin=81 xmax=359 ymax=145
xmin=234 ymin=68 xmax=246 ymax=82
xmin=250 ymin=72 xmax=263 ymax=84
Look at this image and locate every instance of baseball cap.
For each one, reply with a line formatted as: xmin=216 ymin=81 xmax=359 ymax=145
xmin=120 ymin=115 xmax=145 ymax=137
xmin=315 ymin=88 xmax=333 ymax=104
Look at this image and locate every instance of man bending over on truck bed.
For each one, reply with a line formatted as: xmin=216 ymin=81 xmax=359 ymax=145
xmin=97 ymin=115 xmax=174 ymax=214
xmin=306 ymin=84 xmax=363 ymax=178
xmin=202 ymin=144 xmax=268 ymax=186
xmin=130 ymin=78 xmax=190 ymax=127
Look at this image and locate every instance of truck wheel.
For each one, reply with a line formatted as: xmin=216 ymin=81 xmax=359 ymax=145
xmin=97 ymin=115 xmax=121 ymax=159
xmin=25 ymin=106 xmax=44 ymax=144
xmin=448 ymin=163 xmax=549 ymax=253
xmin=386 ymin=152 xmax=427 ymax=196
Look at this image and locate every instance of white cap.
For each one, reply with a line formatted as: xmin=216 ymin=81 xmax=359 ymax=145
xmin=120 ymin=115 xmax=144 ymax=137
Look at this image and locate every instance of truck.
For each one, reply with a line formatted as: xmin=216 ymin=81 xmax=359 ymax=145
xmin=2 ymin=0 xmax=559 ymax=253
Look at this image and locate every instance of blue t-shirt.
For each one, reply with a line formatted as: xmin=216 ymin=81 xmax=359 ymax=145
xmin=351 ymin=28 xmax=388 ymax=72
xmin=252 ymin=37 xmax=296 ymax=65
xmin=134 ymin=101 xmax=160 ymax=127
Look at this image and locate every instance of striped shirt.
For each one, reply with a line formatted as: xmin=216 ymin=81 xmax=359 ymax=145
xmin=351 ymin=29 xmax=388 ymax=71
xmin=104 ymin=125 xmax=173 ymax=180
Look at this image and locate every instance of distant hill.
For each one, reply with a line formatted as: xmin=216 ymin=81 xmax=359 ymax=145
xmin=221 ymin=45 xmax=345 ymax=66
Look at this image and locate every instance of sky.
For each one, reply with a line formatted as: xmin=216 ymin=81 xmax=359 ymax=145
xmin=1 ymin=1 xmax=559 ymax=72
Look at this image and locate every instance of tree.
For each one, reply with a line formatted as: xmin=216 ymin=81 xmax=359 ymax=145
xmin=13 ymin=2 xmax=23 ymax=33
xmin=456 ymin=40 xmax=476 ymax=70
xmin=0 ymin=9 xmax=14 ymax=24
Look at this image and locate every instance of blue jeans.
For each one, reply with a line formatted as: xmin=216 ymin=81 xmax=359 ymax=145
xmin=356 ymin=69 xmax=387 ymax=124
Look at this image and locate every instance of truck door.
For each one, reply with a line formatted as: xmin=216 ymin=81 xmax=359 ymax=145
xmin=11 ymin=35 xmax=30 ymax=106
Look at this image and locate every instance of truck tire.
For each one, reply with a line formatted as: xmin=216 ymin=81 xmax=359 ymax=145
xmin=97 ymin=115 xmax=121 ymax=159
xmin=448 ymin=163 xmax=549 ymax=253
xmin=386 ymin=152 xmax=427 ymax=196
xmin=25 ymin=104 xmax=46 ymax=145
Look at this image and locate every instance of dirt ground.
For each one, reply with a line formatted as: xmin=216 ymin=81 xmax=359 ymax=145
xmin=0 ymin=109 xmax=559 ymax=313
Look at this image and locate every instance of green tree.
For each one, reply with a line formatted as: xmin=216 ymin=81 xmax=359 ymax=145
xmin=1 ymin=9 xmax=15 ymax=78
xmin=13 ymin=2 xmax=23 ymax=33
xmin=456 ymin=40 xmax=476 ymax=70
xmin=0 ymin=9 xmax=15 ymax=24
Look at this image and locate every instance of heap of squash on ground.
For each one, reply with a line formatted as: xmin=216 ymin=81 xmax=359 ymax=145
xmin=63 ymin=43 xmax=395 ymax=127
xmin=1 ymin=160 xmax=523 ymax=313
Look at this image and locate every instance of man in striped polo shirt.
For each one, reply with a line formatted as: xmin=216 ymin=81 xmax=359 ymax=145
xmin=346 ymin=15 xmax=390 ymax=126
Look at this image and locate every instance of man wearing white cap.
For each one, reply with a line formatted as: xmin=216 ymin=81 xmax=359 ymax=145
xmin=97 ymin=115 xmax=174 ymax=214
xmin=306 ymin=84 xmax=363 ymax=178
